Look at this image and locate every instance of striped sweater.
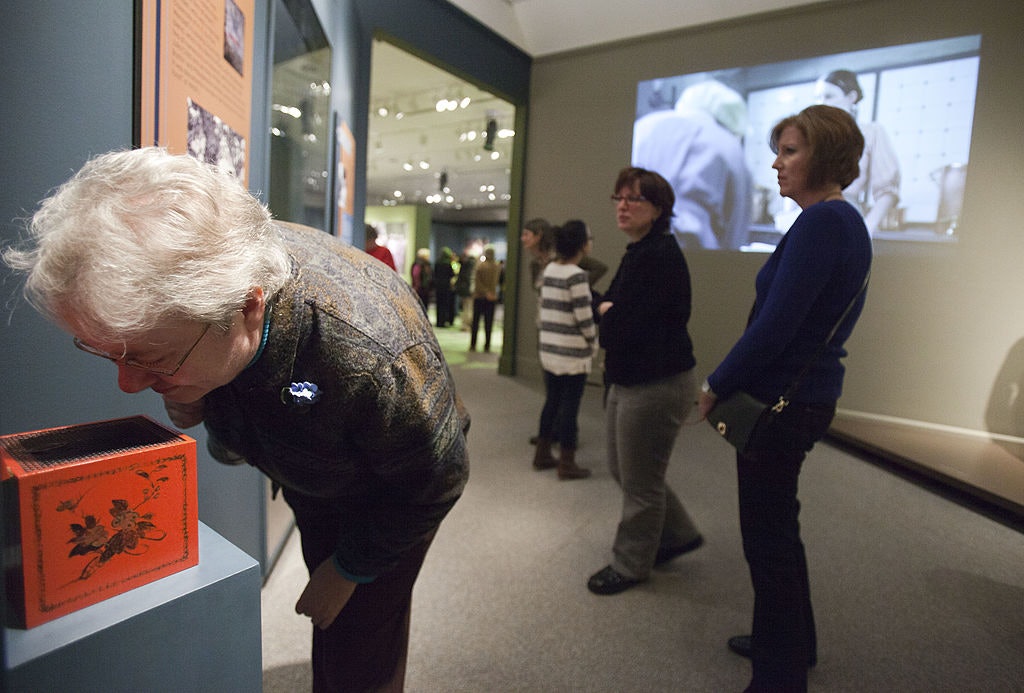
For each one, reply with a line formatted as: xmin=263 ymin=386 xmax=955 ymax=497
xmin=539 ymin=262 xmax=597 ymax=375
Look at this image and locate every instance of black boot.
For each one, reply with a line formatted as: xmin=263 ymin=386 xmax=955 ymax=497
xmin=532 ymin=437 xmax=557 ymax=470
xmin=557 ymin=447 xmax=591 ymax=480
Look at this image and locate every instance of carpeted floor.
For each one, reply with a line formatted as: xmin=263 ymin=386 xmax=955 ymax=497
xmin=261 ymin=318 xmax=1024 ymax=692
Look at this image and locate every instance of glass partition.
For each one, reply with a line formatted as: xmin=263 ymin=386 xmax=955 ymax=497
xmin=267 ymin=0 xmax=331 ymax=230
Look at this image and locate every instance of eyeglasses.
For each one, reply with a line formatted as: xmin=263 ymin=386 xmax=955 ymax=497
xmin=610 ymin=194 xmax=648 ymax=205
xmin=73 ymin=323 xmax=212 ymax=376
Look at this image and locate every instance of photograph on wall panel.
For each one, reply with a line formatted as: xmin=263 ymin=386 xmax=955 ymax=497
xmin=136 ymin=0 xmax=255 ymax=182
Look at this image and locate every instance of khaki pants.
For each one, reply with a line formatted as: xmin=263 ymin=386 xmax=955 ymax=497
xmin=605 ymin=368 xmax=700 ymax=579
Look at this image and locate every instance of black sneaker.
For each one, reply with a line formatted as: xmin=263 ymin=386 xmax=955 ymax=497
xmin=654 ymin=535 xmax=705 ymax=566
xmin=727 ymin=634 xmax=817 ymax=668
xmin=587 ymin=565 xmax=643 ymax=595
xmin=727 ymin=635 xmax=752 ymax=659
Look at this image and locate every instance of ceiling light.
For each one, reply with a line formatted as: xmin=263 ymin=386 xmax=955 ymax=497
xmin=490 ymin=151 xmax=500 ymax=160
xmin=459 ymin=96 xmax=472 ymax=109
xmin=377 ymin=106 xmax=389 ymax=117
xmin=418 ymin=160 xmax=430 ymax=170
xmin=402 ymin=162 xmax=414 ymax=172
xmin=272 ymin=103 xmax=302 ymax=119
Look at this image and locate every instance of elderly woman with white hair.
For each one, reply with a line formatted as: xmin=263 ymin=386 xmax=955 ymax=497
xmin=4 ymin=147 xmax=470 ymax=693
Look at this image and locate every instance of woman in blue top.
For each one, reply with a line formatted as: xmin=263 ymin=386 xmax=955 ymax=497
xmin=699 ymin=105 xmax=872 ymax=693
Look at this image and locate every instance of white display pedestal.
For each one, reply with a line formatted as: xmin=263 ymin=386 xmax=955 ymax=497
xmin=4 ymin=522 xmax=262 ymax=692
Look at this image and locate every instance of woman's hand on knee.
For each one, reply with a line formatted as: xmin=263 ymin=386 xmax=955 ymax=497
xmin=295 ymin=557 xmax=358 ymax=630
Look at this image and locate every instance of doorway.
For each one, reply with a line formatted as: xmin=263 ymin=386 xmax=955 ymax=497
xmin=366 ymin=39 xmax=516 ymax=216
xmin=366 ymin=39 xmax=515 ymax=359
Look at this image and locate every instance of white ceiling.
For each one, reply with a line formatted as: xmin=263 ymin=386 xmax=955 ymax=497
xmin=446 ymin=0 xmax=836 ymax=58
xmin=366 ymin=0 xmax=836 ymax=215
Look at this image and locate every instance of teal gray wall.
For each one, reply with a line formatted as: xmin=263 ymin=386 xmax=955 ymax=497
xmin=0 ymin=0 xmax=527 ymax=572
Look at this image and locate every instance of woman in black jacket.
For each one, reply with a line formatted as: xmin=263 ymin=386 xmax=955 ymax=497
xmin=586 ymin=167 xmax=704 ymax=596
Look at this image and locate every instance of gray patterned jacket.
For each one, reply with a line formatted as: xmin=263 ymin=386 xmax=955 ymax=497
xmin=204 ymin=223 xmax=469 ymax=578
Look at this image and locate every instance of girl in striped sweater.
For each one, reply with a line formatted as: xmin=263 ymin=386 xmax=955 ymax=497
xmin=532 ymin=219 xmax=598 ymax=480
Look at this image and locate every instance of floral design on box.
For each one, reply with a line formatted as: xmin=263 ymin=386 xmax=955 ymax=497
xmin=58 ymin=460 xmax=170 ymax=582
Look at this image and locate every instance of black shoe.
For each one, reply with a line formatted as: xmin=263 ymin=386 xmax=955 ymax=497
xmin=654 ymin=535 xmax=705 ymax=566
xmin=728 ymin=635 xmax=752 ymax=659
xmin=728 ymin=634 xmax=817 ymax=668
xmin=587 ymin=565 xmax=643 ymax=595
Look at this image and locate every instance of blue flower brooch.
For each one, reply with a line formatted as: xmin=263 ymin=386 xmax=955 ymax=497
xmin=281 ymin=381 xmax=322 ymax=412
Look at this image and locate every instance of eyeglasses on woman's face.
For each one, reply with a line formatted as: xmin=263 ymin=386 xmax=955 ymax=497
xmin=73 ymin=323 xmax=212 ymax=376
xmin=610 ymin=194 xmax=648 ymax=206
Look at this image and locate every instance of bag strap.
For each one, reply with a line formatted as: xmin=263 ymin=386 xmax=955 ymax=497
xmin=773 ymin=271 xmax=870 ymax=412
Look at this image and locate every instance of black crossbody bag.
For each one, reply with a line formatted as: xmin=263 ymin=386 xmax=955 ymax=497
xmin=707 ymin=275 xmax=869 ymax=454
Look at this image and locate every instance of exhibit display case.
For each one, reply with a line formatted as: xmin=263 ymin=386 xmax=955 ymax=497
xmin=1 ymin=416 xmax=198 ymax=628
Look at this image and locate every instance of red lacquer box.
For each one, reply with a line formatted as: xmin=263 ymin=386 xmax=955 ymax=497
xmin=2 ymin=415 xmax=199 ymax=628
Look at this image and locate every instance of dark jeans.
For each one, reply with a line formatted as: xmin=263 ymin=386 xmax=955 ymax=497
xmin=736 ymin=401 xmax=834 ymax=693
xmin=470 ymin=297 xmax=496 ymax=349
xmin=284 ymin=488 xmax=435 ymax=693
xmin=435 ymin=288 xmax=455 ymax=326
xmin=538 ymin=370 xmax=587 ymax=449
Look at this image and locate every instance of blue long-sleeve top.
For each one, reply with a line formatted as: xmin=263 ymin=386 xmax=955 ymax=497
xmin=707 ymin=200 xmax=871 ymax=404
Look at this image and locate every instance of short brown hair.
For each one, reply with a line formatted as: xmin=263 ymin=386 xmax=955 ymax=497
xmin=613 ymin=167 xmax=675 ymax=233
xmin=770 ymin=105 xmax=864 ymax=190
xmin=523 ymin=217 xmax=554 ymax=254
